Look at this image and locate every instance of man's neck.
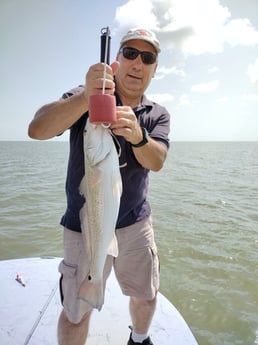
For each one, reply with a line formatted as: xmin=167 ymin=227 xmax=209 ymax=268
xmin=117 ymin=93 xmax=142 ymax=108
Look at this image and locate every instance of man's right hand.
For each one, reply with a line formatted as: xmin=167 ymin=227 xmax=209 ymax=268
xmin=84 ymin=61 xmax=120 ymax=101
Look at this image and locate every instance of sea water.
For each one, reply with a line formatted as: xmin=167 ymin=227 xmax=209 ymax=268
xmin=0 ymin=141 xmax=257 ymax=345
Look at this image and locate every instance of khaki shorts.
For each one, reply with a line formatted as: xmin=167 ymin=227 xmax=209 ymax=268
xmin=58 ymin=216 xmax=160 ymax=324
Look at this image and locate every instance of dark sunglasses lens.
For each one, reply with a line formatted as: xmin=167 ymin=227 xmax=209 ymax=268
xmin=142 ymin=52 xmax=156 ymax=64
xmin=122 ymin=47 xmax=156 ymax=64
xmin=123 ymin=47 xmax=139 ymax=60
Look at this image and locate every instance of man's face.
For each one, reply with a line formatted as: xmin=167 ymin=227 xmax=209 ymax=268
xmin=115 ymin=39 xmax=158 ymax=100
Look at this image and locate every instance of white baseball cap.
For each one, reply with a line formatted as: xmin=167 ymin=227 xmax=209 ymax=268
xmin=120 ymin=28 xmax=161 ymax=53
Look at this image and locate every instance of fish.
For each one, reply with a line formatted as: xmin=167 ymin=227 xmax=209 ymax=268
xmin=78 ymin=119 xmax=122 ymax=311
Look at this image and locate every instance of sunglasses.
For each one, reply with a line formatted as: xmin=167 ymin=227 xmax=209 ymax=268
xmin=119 ymin=47 xmax=157 ymax=65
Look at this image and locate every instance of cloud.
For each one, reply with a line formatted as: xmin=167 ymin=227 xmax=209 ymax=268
xmin=216 ymin=96 xmax=228 ymax=104
xmin=208 ymin=66 xmax=220 ymax=74
xmin=146 ymin=92 xmax=175 ymax=103
xmin=155 ymin=65 xmax=186 ymax=80
xmin=114 ymin=0 xmax=159 ymax=35
xmin=241 ymin=94 xmax=258 ymax=102
xmin=191 ymin=80 xmax=219 ymax=92
xmin=224 ymin=18 xmax=258 ymax=47
xmin=114 ymin=0 xmax=258 ymax=55
xmin=179 ymin=94 xmax=191 ymax=106
xmin=247 ymin=58 xmax=258 ymax=84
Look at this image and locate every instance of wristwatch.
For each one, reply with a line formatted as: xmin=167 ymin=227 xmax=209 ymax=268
xmin=131 ymin=127 xmax=149 ymax=148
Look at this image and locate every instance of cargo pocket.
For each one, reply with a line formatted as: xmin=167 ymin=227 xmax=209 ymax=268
xmin=58 ymin=260 xmax=77 ymax=306
xmin=150 ymin=245 xmax=160 ymax=292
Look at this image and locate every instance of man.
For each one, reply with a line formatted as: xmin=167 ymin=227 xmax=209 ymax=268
xmin=28 ymin=28 xmax=170 ymax=345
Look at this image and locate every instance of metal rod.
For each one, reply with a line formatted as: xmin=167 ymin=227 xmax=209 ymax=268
xmin=101 ymin=27 xmax=111 ymax=94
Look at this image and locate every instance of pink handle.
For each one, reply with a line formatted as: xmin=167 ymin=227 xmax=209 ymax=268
xmin=89 ymin=94 xmax=116 ymax=124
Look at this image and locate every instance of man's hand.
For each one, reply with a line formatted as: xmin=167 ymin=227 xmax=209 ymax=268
xmin=110 ymin=106 xmax=143 ymax=145
xmin=84 ymin=61 xmax=120 ymax=100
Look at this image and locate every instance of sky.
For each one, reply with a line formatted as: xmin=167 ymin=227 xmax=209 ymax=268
xmin=1 ymin=0 xmax=258 ymax=141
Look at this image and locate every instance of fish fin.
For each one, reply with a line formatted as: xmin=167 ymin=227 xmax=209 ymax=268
xmin=78 ymin=276 xmax=104 ymax=311
xmin=107 ymin=233 xmax=118 ymax=257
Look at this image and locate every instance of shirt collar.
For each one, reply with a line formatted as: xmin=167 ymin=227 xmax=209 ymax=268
xmin=115 ymin=93 xmax=153 ymax=113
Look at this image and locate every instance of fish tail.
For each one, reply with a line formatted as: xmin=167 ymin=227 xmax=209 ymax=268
xmin=78 ymin=276 xmax=104 ymax=311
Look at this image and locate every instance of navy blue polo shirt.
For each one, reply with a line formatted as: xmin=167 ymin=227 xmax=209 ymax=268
xmin=60 ymin=87 xmax=170 ymax=232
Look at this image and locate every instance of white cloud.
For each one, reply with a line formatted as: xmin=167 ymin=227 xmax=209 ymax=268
xmin=224 ymin=19 xmax=258 ymax=47
xmin=114 ymin=0 xmax=159 ymax=34
xmin=191 ymin=80 xmax=219 ymax=92
xmin=247 ymin=59 xmax=258 ymax=84
xmin=241 ymin=94 xmax=258 ymax=102
xmin=179 ymin=94 xmax=191 ymax=106
xmin=114 ymin=0 xmax=258 ymax=55
xmin=216 ymin=96 xmax=228 ymax=104
xmin=164 ymin=0 xmax=231 ymax=54
xmin=208 ymin=66 xmax=220 ymax=74
xmin=156 ymin=65 xmax=186 ymax=80
xmin=146 ymin=92 xmax=175 ymax=103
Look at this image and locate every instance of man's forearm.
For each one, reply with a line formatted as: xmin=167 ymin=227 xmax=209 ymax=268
xmin=132 ymin=138 xmax=167 ymax=172
xmin=28 ymin=91 xmax=88 ymax=140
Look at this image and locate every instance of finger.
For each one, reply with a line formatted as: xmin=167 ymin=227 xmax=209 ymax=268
xmin=88 ymin=63 xmax=114 ymax=79
xmin=111 ymin=61 xmax=120 ymax=75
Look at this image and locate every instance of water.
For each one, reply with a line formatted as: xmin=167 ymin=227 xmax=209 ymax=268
xmin=1 ymin=141 xmax=258 ymax=345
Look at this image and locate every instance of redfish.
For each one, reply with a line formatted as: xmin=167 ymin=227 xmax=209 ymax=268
xmin=78 ymin=119 xmax=122 ymax=311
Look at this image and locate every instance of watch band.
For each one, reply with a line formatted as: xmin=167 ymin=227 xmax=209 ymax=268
xmin=131 ymin=127 xmax=149 ymax=148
